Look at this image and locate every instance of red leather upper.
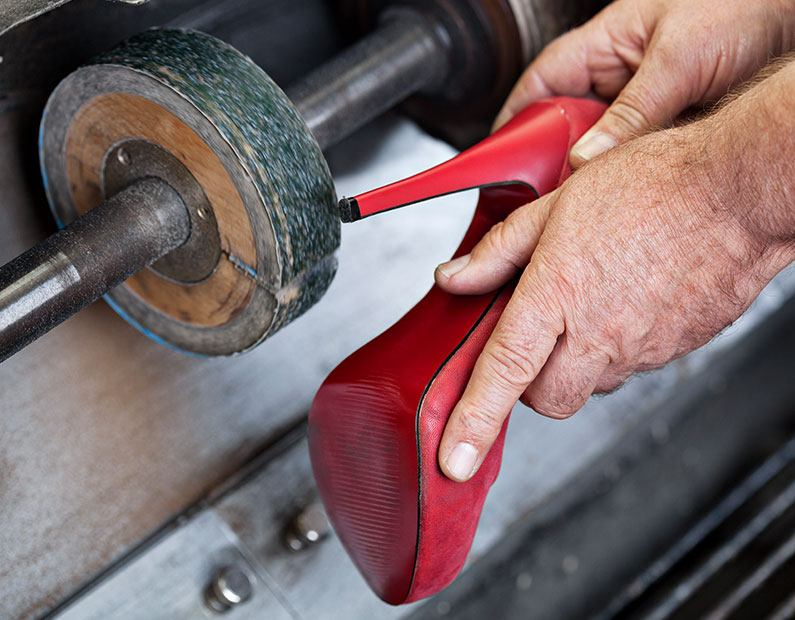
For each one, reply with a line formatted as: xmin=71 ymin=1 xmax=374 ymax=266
xmin=353 ymin=97 xmax=604 ymax=219
xmin=309 ymin=97 xmax=607 ymax=605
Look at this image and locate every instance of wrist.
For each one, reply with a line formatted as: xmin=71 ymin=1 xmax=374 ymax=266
xmin=694 ymin=59 xmax=795 ymax=273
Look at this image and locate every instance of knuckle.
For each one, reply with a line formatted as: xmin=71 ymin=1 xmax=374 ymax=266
xmin=635 ymin=325 xmax=680 ymax=367
xmin=608 ymin=96 xmax=653 ymax=135
xmin=486 ymin=339 xmax=542 ymax=389
xmin=528 ymin=374 xmax=593 ymax=418
xmin=534 ymin=30 xmax=571 ymax=65
xmin=473 ymin=219 xmax=524 ymax=268
xmin=545 ymin=28 xmax=580 ymax=57
xmin=589 ymin=327 xmax=626 ymax=365
xmin=513 ymin=68 xmax=542 ymax=101
xmin=637 ymin=343 xmax=672 ymax=368
xmin=531 ymin=391 xmax=581 ymax=419
xmin=456 ymin=404 xmax=502 ymax=442
xmin=481 ymin=221 xmax=510 ymax=255
xmin=503 ymin=205 xmax=535 ymax=234
xmin=528 ymin=250 xmax=579 ymax=303
xmin=652 ymin=38 xmax=683 ymax=66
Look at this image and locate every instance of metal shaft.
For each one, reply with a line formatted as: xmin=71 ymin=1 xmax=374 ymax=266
xmin=0 ymin=178 xmax=190 ymax=362
xmin=0 ymin=11 xmax=446 ymax=362
xmin=0 ymin=9 xmax=452 ymax=362
xmin=288 ymin=8 xmax=449 ymax=150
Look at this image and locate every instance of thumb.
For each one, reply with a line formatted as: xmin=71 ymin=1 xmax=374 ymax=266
xmin=435 ymin=193 xmax=554 ymax=295
xmin=570 ymin=55 xmax=691 ymax=167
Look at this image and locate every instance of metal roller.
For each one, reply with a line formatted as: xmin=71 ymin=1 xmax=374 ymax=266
xmin=0 ymin=178 xmax=190 ymax=361
xmin=38 ymin=28 xmax=339 ymax=358
xmin=0 ymin=0 xmax=603 ymax=362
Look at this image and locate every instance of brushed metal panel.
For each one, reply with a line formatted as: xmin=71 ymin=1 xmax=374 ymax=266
xmin=55 ymin=510 xmax=294 ymax=619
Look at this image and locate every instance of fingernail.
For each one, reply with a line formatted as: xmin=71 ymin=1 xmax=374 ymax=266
xmin=570 ymin=130 xmax=618 ymax=163
xmin=437 ymin=254 xmax=471 ymax=279
xmin=444 ymin=442 xmax=479 ymax=481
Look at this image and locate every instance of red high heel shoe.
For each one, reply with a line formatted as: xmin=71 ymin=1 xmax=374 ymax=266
xmin=309 ymin=97 xmax=606 ymax=605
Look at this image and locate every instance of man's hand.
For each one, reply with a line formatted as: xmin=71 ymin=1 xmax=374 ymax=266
xmin=494 ymin=0 xmax=794 ymax=167
xmin=436 ymin=59 xmax=795 ymax=483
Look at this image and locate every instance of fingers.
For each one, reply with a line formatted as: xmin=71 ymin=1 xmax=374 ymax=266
xmin=493 ymin=30 xmax=592 ymax=130
xmin=494 ymin=2 xmax=696 ymax=166
xmin=438 ymin=269 xmax=563 ymax=481
xmin=521 ymin=331 xmax=609 ymax=418
xmin=492 ymin=0 xmax=658 ymax=131
xmin=435 ymin=193 xmax=554 ymax=295
xmin=569 ymin=51 xmax=693 ymax=167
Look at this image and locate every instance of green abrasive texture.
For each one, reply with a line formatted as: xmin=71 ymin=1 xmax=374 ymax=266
xmin=93 ymin=28 xmax=340 ymax=337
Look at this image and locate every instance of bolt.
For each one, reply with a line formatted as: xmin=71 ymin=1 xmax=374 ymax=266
xmin=285 ymin=502 xmax=331 ymax=551
xmin=516 ymin=572 xmax=533 ymax=590
xmin=562 ymin=555 xmax=579 ymax=575
xmin=116 ymin=148 xmax=131 ymax=166
xmin=197 ymin=206 xmax=209 ymax=220
xmin=204 ymin=565 xmax=254 ymax=613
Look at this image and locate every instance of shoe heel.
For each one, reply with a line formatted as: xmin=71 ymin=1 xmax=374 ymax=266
xmin=339 ymin=96 xmax=606 ymax=222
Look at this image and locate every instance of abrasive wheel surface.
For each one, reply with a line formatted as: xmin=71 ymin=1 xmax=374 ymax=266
xmin=40 ymin=28 xmax=340 ymax=356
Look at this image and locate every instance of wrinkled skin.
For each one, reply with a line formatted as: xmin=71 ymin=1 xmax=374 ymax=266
xmin=495 ymin=0 xmax=795 ymax=166
xmin=436 ymin=0 xmax=795 ymax=483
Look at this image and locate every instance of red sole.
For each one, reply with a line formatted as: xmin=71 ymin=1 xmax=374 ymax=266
xmin=309 ymin=97 xmax=607 ymax=604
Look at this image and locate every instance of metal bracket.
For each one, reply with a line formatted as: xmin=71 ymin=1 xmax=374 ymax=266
xmin=53 ymin=511 xmax=294 ymax=620
xmin=103 ymin=138 xmax=222 ymax=284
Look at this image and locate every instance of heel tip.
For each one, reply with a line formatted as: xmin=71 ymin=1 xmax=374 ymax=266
xmin=339 ymin=197 xmax=361 ymax=223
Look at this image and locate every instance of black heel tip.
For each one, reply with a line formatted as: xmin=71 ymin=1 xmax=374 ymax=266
xmin=339 ymin=197 xmax=361 ymax=223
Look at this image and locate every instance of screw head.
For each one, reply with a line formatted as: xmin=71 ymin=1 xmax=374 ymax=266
xmin=116 ymin=147 xmax=131 ymax=165
xmin=285 ymin=502 xmax=331 ymax=551
xmin=562 ymin=555 xmax=580 ymax=575
xmin=205 ymin=565 xmax=254 ymax=613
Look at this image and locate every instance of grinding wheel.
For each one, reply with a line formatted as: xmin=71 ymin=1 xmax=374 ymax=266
xmin=39 ymin=28 xmax=340 ymax=357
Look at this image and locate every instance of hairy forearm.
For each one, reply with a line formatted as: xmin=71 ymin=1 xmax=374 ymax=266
xmin=706 ymin=57 xmax=795 ymax=265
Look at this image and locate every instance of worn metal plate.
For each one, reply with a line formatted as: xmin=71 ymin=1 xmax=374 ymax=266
xmin=55 ymin=510 xmax=295 ymax=619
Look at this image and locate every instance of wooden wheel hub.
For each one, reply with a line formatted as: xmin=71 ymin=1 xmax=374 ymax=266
xmin=102 ymin=137 xmax=223 ymax=285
